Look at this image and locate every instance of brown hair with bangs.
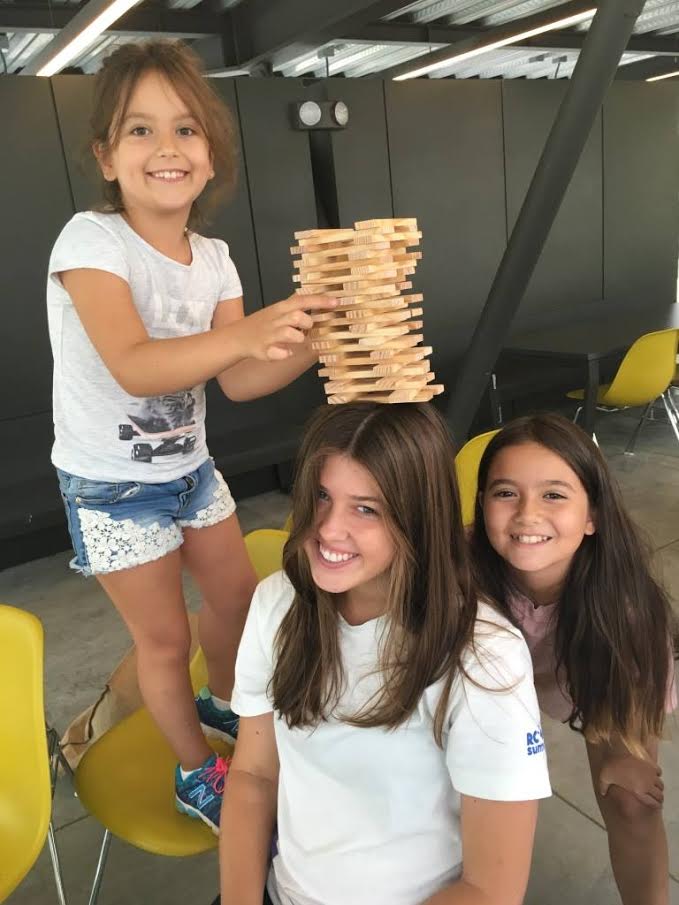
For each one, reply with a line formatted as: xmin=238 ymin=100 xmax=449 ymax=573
xmin=470 ymin=413 xmax=679 ymax=756
xmin=90 ymin=39 xmax=237 ymax=228
xmin=272 ymin=402 xmax=480 ymax=746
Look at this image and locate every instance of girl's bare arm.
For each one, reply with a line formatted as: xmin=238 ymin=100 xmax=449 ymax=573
xmin=60 ymin=269 xmax=334 ymax=397
xmin=421 ymin=797 xmax=538 ymax=905
xmin=220 ymin=712 xmax=279 ymax=905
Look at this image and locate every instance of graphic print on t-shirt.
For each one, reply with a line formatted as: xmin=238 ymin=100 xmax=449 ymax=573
xmin=118 ymin=390 xmax=197 ymax=464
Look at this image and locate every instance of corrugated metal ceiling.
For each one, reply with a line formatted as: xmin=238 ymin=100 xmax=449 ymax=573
xmin=1 ymin=0 xmax=678 ymax=76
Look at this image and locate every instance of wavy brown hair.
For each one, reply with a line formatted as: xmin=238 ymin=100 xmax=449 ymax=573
xmin=470 ymin=413 xmax=678 ymax=755
xmin=272 ymin=402 xmax=479 ymax=745
xmin=89 ymin=39 xmax=238 ymax=228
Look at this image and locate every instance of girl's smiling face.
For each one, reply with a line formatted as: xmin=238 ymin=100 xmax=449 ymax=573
xmin=304 ymin=453 xmax=396 ymax=618
xmin=97 ymin=70 xmax=213 ymax=219
xmin=482 ymin=441 xmax=595 ymax=599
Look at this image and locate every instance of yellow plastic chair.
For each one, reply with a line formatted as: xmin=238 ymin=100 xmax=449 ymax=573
xmin=454 ymin=430 xmax=499 ymax=527
xmin=567 ymin=328 xmax=679 ymax=453
xmin=0 ymin=605 xmax=68 ymax=904
xmin=283 ymin=512 xmax=293 ymax=533
xmin=75 ymin=529 xmax=289 ymax=905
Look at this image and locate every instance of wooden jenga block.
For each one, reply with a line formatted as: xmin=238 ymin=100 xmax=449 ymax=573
xmin=318 ymin=362 xmax=430 ymax=379
xmin=311 ymin=308 xmax=423 ymax=331
xmin=293 ymin=266 xmax=400 ymax=284
xmin=294 ymin=250 xmax=421 ymax=272
xmin=297 ymin=282 xmax=412 ymax=299
xmin=294 ymin=228 xmax=355 ymax=241
xmin=354 ymin=218 xmax=418 ymax=231
xmin=311 ymin=334 xmax=424 ymax=354
xmin=317 ymin=347 xmax=432 ymax=366
xmin=324 ymin=373 xmax=435 ymax=394
xmin=339 ymin=293 xmax=423 ymax=315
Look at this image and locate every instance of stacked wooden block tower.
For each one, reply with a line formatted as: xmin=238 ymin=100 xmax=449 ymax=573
xmin=291 ymin=218 xmax=443 ymax=405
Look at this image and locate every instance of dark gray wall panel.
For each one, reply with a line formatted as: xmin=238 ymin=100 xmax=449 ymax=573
xmin=384 ymin=80 xmax=506 ymax=374
xmin=50 ymin=75 xmax=100 ymax=211
xmin=503 ymin=81 xmax=603 ymax=314
xmin=326 ymin=78 xmax=393 ymax=226
xmin=603 ymin=82 xmax=679 ymax=304
xmin=1 ymin=414 xmax=62 ymax=539
xmin=235 ymin=77 xmax=325 ymax=422
xmin=0 ymin=77 xmax=74 ymax=420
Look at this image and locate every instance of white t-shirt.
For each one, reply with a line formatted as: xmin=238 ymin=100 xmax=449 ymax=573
xmin=232 ymin=572 xmax=552 ymax=905
xmin=47 ymin=211 xmax=243 ymax=483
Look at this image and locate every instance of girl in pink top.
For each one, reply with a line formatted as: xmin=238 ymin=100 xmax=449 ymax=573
xmin=470 ymin=413 xmax=678 ymax=905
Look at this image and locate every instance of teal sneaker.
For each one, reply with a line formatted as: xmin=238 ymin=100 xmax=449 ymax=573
xmin=196 ymin=686 xmax=239 ymax=744
xmin=175 ymin=753 xmax=229 ymax=835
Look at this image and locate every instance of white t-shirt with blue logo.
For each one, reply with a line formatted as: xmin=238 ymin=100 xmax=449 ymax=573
xmin=232 ymin=572 xmax=552 ymax=905
xmin=47 ymin=211 xmax=243 ymax=483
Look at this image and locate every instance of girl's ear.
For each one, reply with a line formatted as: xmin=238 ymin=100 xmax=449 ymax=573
xmin=585 ymin=508 xmax=596 ymax=536
xmin=93 ymin=142 xmax=116 ymax=182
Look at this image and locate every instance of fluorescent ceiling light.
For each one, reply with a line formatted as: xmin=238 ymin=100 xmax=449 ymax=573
xmin=646 ymin=69 xmax=679 ymax=82
xmin=35 ymin=0 xmax=144 ymax=76
xmin=393 ymin=7 xmax=596 ymax=81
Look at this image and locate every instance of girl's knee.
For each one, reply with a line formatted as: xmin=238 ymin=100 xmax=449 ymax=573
xmin=135 ymin=625 xmax=192 ymax=664
xmin=603 ymin=785 xmax=661 ymax=826
xmin=204 ymin=572 xmax=257 ymax=619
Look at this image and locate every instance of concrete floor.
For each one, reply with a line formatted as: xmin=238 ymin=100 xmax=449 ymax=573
xmin=2 ymin=407 xmax=678 ymax=905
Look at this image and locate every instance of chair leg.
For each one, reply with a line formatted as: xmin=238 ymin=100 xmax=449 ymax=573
xmin=661 ymin=393 xmax=679 ymax=445
xmin=573 ymin=406 xmax=582 ymax=424
xmin=87 ymin=830 xmax=112 ymax=905
xmin=47 ymin=822 xmax=69 ymax=905
xmin=667 ymin=388 xmax=679 ymax=424
xmin=624 ymin=402 xmax=653 ymax=455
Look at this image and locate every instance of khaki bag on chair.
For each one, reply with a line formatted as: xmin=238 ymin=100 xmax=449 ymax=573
xmin=60 ymin=612 xmax=200 ymax=770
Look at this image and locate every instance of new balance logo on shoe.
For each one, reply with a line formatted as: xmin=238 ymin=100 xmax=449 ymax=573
xmin=188 ymin=783 xmax=216 ymax=809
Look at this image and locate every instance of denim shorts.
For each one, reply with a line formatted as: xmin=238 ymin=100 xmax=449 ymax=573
xmin=56 ymin=458 xmax=236 ymax=577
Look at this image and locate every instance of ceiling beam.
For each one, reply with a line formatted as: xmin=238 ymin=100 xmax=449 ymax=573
xmin=378 ymin=0 xmax=598 ymax=78
xmin=348 ymin=21 xmax=679 ymax=56
xmin=0 ymin=5 xmax=222 ymax=38
xmin=225 ymin=0 xmax=410 ymax=68
xmin=615 ymin=54 xmax=679 ymax=79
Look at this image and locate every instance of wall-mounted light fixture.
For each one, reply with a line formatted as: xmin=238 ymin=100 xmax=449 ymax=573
xmin=291 ymin=100 xmax=350 ymax=130
xmin=21 ymin=0 xmax=144 ymax=76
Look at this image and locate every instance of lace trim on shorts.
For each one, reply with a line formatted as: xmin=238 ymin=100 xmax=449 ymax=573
xmin=77 ymin=508 xmax=182 ymax=574
xmin=179 ymin=469 xmax=235 ymax=529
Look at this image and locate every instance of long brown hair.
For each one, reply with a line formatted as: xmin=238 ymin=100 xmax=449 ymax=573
xmin=470 ymin=413 xmax=678 ymax=754
xmin=272 ymin=402 xmax=478 ymax=745
xmin=90 ymin=39 xmax=238 ymax=228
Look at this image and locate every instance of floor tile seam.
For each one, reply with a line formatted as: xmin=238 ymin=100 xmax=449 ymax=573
xmin=53 ymin=813 xmax=91 ymax=833
xmin=551 ymin=789 xmax=606 ymax=831
xmin=553 ymin=791 xmax=679 ymax=885
xmin=655 ymin=537 xmax=679 ymax=553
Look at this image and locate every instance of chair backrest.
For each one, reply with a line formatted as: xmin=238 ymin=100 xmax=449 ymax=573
xmin=455 ymin=429 xmax=500 ymax=527
xmin=189 ymin=529 xmax=290 ymax=688
xmin=602 ymin=328 xmax=679 ymax=408
xmin=0 ymin=606 xmax=51 ymax=902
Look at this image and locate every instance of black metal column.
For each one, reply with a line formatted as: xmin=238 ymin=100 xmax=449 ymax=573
xmin=446 ymin=0 xmax=645 ymax=441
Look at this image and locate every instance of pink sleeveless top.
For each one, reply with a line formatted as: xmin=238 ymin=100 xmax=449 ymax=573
xmin=509 ymin=594 xmax=677 ymax=722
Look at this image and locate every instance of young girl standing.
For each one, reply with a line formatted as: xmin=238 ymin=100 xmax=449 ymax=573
xmin=220 ymin=402 xmax=551 ymax=905
xmin=47 ymin=40 xmax=336 ymax=832
xmin=471 ymin=413 xmax=678 ymax=905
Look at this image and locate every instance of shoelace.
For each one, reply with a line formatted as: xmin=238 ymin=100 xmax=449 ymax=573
xmin=202 ymin=755 xmax=230 ymax=794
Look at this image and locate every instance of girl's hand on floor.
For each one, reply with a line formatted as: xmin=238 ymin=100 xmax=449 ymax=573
xmin=599 ymin=754 xmax=664 ymax=808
